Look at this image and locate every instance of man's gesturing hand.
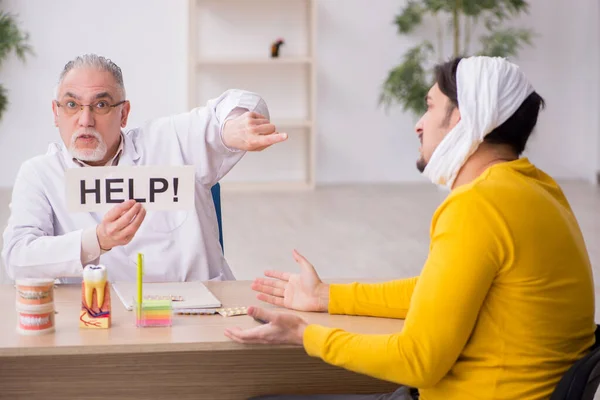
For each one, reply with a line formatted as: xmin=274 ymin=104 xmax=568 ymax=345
xmin=222 ymin=111 xmax=288 ymax=151
xmin=252 ymin=250 xmax=330 ymax=312
xmin=224 ymin=307 xmax=308 ymax=346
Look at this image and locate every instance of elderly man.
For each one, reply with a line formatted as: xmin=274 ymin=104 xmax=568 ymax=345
xmin=3 ymin=54 xmax=286 ymax=283
xmin=225 ymin=56 xmax=596 ymax=400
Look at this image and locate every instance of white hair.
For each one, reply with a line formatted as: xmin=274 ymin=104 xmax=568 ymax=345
xmin=54 ymin=54 xmax=126 ymax=99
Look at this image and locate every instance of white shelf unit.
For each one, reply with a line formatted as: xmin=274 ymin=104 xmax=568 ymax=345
xmin=188 ymin=0 xmax=317 ymax=191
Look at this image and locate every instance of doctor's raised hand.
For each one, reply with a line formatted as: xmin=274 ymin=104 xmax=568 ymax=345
xmin=222 ymin=111 xmax=288 ymax=151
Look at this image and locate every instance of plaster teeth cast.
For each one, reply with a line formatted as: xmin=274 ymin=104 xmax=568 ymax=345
xmin=16 ymin=302 xmax=55 ymax=335
xmin=83 ymin=264 xmax=108 ymax=308
xmin=20 ymin=314 xmax=51 ymax=327
xmin=15 ymin=278 xmax=54 ymax=306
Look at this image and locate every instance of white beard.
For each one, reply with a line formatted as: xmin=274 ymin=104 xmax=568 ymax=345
xmin=69 ymin=129 xmax=107 ymax=162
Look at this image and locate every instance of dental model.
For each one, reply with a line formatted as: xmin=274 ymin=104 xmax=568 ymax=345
xmin=15 ymin=278 xmax=54 ymax=306
xmin=80 ymin=264 xmax=111 ymax=329
xmin=16 ymin=303 xmax=55 ymax=335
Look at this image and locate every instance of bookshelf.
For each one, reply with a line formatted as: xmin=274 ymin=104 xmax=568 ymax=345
xmin=188 ymin=0 xmax=317 ymax=190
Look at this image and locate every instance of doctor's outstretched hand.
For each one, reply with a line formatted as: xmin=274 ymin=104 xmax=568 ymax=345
xmin=251 ymin=250 xmax=330 ymax=312
xmin=96 ymin=200 xmax=146 ymax=251
xmin=222 ymin=111 xmax=288 ymax=151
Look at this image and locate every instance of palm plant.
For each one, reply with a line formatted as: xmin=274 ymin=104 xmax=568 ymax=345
xmin=0 ymin=6 xmax=32 ymax=120
xmin=380 ymin=0 xmax=535 ymax=116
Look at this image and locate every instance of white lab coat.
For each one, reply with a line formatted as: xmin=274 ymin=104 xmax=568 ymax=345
xmin=2 ymin=89 xmax=268 ymax=283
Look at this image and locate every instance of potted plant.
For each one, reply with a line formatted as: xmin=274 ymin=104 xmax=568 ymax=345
xmin=0 ymin=7 xmax=33 ymax=120
xmin=380 ymin=0 xmax=535 ymax=116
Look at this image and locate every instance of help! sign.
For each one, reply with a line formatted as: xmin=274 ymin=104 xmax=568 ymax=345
xmin=65 ymin=165 xmax=195 ymax=212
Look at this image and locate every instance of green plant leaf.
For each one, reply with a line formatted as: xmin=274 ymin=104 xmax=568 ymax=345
xmin=381 ymin=0 xmax=535 ymax=116
xmin=478 ymin=27 xmax=533 ymax=58
xmin=0 ymin=11 xmax=33 ymax=68
xmin=395 ymin=1 xmax=427 ymax=34
xmin=501 ymin=0 xmax=529 ymax=14
xmin=462 ymin=0 xmax=496 ymax=16
xmin=0 ymin=10 xmax=33 ymax=121
xmin=379 ymin=42 xmax=433 ymax=116
xmin=423 ymin=0 xmax=453 ymax=13
xmin=0 ymin=84 xmax=8 ymax=121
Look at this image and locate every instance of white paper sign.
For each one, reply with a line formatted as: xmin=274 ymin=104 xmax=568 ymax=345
xmin=65 ymin=165 xmax=195 ymax=212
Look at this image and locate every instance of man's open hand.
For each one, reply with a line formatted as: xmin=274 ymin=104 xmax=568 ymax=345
xmin=224 ymin=307 xmax=308 ymax=346
xmin=222 ymin=111 xmax=288 ymax=151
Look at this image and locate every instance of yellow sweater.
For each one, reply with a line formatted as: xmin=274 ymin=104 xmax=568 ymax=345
xmin=303 ymin=158 xmax=596 ymax=400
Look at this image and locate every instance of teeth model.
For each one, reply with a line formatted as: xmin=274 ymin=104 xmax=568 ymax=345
xmin=17 ymin=289 xmax=50 ymax=300
xmin=15 ymin=278 xmax=54 ymax=306
xmin=20 ymin=314 xmax=51 ymax=327
xmin=83 ymin=264 xmax=108 ymax=308
xmin=16 ymin=303 xmax=55 ymax=335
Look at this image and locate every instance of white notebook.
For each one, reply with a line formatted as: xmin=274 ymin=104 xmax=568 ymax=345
xmin=112 ymin=281 xmax=222 ymax=311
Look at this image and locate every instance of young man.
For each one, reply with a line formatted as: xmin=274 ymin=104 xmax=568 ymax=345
xmin=225 ymin=56 xmax=596 ymax=400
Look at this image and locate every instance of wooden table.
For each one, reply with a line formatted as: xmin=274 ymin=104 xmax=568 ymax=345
xmin=0 ymin=281 xmax=402 ymax=399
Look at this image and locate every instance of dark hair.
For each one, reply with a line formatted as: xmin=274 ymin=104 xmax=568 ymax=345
xmin=434 ymin=57 xmax=545 ymax=156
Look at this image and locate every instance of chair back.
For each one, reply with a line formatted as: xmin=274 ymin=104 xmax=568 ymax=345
xmin=211 ymin=183 xmax=223 ymax=252
xmin=550 ymin=325 xmax=600 ymax=400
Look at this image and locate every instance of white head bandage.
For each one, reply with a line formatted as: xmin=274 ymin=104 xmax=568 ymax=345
xmin=422 ymin=56 xmax=534 ymax=187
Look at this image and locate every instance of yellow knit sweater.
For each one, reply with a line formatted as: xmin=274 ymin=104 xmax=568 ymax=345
xmin=303 ymin=158 xmax=596 ymax=400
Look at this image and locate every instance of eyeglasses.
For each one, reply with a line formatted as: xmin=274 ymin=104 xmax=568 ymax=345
xmin=55 ymin=99 xmax=127 ymax=116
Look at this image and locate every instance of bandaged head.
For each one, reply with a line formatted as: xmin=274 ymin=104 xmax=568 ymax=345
xmin=422 ymin=56 xmax=534 ymax=188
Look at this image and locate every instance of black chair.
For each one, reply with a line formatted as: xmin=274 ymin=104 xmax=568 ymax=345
xmin=550 ymin=324 xmax=600 ymax=400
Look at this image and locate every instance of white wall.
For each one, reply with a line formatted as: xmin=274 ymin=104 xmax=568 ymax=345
xmin=515 ymin=0 xmax=600 ymax=183
xmin=0 ymin=0 xmax=598 ymax=187
xmin=315 ymin=0 xmax=423 ymax=183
